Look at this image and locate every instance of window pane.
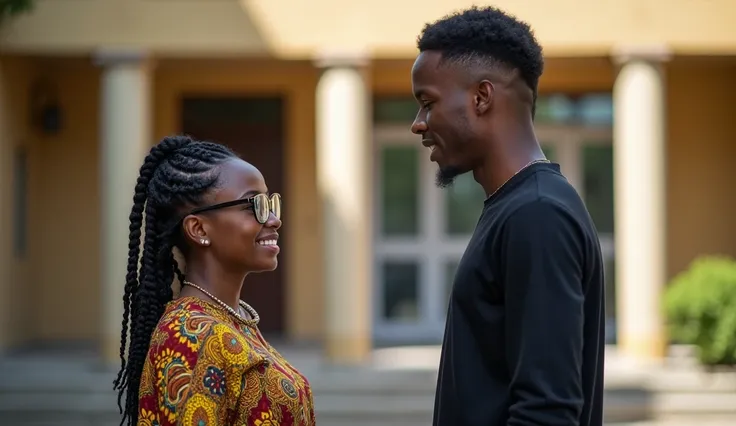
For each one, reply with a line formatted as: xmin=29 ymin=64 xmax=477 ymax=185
xmin=382 ymin=261 xmax=420 ymax=321
xmin=535 ymin=93 xmax=613 ymax=126
xmin=381 ymin=146 xmax=419 ymax=236
xmin=444 ymin=260 xmax=460 ymax=309
xmin=444 ymin=172 xmax=486 ymax=235
xmin=535 ymin=95 xmax=575 ymax=124
xmin=374 ymin=97 xmax=417 ymax=124
xmin=578 ymin=94 xmax=613 ymax=126
xmin=582 ymin=143 xmax=614 ymax=234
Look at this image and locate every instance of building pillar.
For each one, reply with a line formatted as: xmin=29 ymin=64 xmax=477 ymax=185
xmin=315 ymin=54 xmax=373 ymax=365
xmin=95 ymin=49 xmax=153 ymax=364
xmin=613 ymin=47 xmax=670 ymax=361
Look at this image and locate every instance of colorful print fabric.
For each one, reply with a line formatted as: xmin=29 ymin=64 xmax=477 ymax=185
xmin=137 ymin=297 xmax=316 ymax=425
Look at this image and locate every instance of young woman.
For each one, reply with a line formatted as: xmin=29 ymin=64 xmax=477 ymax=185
xmin=113 ymin=135 xmax=315 ymax=425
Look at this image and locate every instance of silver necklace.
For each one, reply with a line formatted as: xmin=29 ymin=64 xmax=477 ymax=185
xmin=183 ymin=280 xmax=260 ymax=327
xmin=486 ymin=158 xmax=550 ymax=201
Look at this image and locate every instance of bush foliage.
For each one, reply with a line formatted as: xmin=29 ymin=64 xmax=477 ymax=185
xmin=1 ymin=0 xmax=34 ymax=23
xmin=664 ymin=256 xmax=736 ymax=366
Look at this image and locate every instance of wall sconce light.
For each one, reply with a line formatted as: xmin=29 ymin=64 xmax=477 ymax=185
xmin=29 ymin=79 xmax=62 ymax=135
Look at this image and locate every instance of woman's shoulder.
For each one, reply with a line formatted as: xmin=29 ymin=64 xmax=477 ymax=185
xmin=147 ymin=296 xmax=265 ymax=369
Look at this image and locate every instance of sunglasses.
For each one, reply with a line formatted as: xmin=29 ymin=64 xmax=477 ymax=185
xmin=188 ymin=193 xmax=282 ymax=225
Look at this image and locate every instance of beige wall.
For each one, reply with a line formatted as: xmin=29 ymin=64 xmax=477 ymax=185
xmin=1 ymin=55 xmax=735 ymax=350
xmin=0 ymin=57 xmax=36 ymax=350
xmin=153 ymin=60 xmax=324 ymax=341
xmin=33 ymin=61 xmax=101 ymax=342
xmin=666 ymin=58 xmax=736 ymax=277
xmin=371 ymin=57 xmax=615 ymax=95
xmin=3 ymin=0 xmax=736 ymax=58
xmin=11 ymin=59 xmax=102 ymax=344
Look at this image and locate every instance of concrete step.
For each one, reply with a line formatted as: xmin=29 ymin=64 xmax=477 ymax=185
xmin=0 ymin=412 xmax=121 ymax=426
xmin=0 ymin=380 xmax=662 ymax=424
xmin=2 ymin=350 xmax=736 ymax=425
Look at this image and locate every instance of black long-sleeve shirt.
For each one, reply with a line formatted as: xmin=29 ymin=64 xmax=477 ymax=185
xmin=432 ymin=162 xmax=605 ymax=426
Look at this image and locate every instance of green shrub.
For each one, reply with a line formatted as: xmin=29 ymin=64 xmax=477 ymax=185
xmin=0 ymin=0 xmax=34 ymax=23
xmin=664 ymin=256 xmax=736 ymax=366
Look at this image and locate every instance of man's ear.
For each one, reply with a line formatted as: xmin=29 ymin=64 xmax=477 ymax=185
xmin=475 ymin=80 xmax=494 ymax=115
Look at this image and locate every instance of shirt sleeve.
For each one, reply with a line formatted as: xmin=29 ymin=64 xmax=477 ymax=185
xmin=176 ymin=323 xmax=249 ymax=425
xmin=500 ymin=199 xmax=586 ymax=426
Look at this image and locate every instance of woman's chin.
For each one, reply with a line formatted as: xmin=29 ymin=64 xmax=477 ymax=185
xmin=249 ymin=258 xmax=278 ymax=273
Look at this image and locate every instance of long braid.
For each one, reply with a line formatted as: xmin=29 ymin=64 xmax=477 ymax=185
xmin=115 ymin=135 xmax=237 ymax=425
xmin=113 ymin=145 xmax=162 ymax=396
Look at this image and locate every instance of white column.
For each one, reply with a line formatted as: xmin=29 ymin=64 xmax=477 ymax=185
xmin=95 ymin=49 xmax=153 ymax=364
xmin=613 ymin=47 xmax=670 ymax=361
xmin=315 ymin=54 xmax=373 ymax=365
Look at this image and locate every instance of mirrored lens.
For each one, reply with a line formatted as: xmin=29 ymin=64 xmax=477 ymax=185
xmin=252 ymin=193 xmax=282 ymax=224
xmin=271 ymin=193 xmax=282 ymax=220
xmin=253 ymin=194 xmax=270 ymax=224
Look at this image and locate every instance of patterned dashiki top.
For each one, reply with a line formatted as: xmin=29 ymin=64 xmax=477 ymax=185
xmin=137 ymin=296 xmax=315 ymax=426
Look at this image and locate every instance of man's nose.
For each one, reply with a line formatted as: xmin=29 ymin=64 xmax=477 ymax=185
xmin=411 ymin=118 xmax=427 ymax=135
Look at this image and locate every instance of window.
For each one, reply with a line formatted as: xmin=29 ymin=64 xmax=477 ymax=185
xmin=535 ymin=93 xmax=613 ymax=126
xmin=380 ymin=146 xmax=419 ymax=236
xmin=372 ymin=94 xmax=617 ymax=344
xmin=444 ymin=173 xmax=485 ymax=235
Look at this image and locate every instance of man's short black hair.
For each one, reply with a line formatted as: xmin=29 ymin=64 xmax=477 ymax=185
xmin=417 ymin=6 xmax=544 ymax=107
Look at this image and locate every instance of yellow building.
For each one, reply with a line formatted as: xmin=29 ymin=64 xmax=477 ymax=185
xmin=0 ymin=0 xmax=735 ymax=365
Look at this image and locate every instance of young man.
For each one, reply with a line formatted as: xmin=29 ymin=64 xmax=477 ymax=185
xmin=411 ymin=6 xmax=605 ymax=426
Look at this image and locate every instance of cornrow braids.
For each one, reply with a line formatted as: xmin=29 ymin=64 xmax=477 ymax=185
xmin=113 ymin=135 xmax=237 ymax=426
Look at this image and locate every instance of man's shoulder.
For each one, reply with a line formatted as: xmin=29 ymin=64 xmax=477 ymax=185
xmin=501 ymin=168 xmax=591 ymax=228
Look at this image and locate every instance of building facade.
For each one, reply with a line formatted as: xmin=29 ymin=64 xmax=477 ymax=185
xmin=1 ymin=0 xmax=735 ymax=365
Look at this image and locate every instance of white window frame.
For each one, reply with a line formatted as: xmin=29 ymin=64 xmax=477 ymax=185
xmin=373 ymin=124 xmax=468 ymax=343
xmin=373 ymin=123 xmax=614 ymax=344
xmin=537 ymin=124 xmax=616 ymax=342
xmin=537 ymin=124 xmax=614 ymax=260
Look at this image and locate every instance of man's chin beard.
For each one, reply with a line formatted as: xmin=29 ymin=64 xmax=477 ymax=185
xmin=435 ymin=165 xmax=462 ymax=188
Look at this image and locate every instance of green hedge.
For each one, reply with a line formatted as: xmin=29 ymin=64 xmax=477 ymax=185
xmin=664 ymin=256 xmax=736 ymax=366
xmin=1 ymin=0 xmax=34 ymax=23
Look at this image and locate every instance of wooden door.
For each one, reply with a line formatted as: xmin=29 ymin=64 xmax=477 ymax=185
xmin=181 ymin=97 xmax=286 ymax=335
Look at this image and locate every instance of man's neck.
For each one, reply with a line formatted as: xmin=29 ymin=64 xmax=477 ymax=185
xmin=473 ymin=136 xmax=546 ymax=198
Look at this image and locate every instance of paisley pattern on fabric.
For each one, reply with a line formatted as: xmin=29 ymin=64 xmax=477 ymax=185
xmin=137 ymin=297 xmax=316 ymax=425
xmin=138 ymin=408 xmax=161 ymax=426
xmin=154 ymin=348 xmax=192 ymax=423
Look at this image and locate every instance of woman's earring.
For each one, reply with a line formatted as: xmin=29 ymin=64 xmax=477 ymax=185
xmin=201 ymin=238 xmax=210 ymax=246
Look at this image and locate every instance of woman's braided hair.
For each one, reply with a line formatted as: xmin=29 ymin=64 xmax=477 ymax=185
xmin=113 ymin=135 xmax=237 ymax=425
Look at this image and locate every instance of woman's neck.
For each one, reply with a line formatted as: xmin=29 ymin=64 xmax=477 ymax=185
xmin=179 ymin=259 xmax=246 ymax=312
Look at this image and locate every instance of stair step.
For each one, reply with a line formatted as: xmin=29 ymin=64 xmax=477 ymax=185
xmin=2 ymin=347 xmax=736 ymax=426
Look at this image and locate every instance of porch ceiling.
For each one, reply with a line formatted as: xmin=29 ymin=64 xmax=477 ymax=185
xmin=246 ymin=0 xmax=736 ymax=58
xmin=0 ymin=0 xmax=270 ymax=56
xmin=1 ymin=0 xmax=735 ymax=58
